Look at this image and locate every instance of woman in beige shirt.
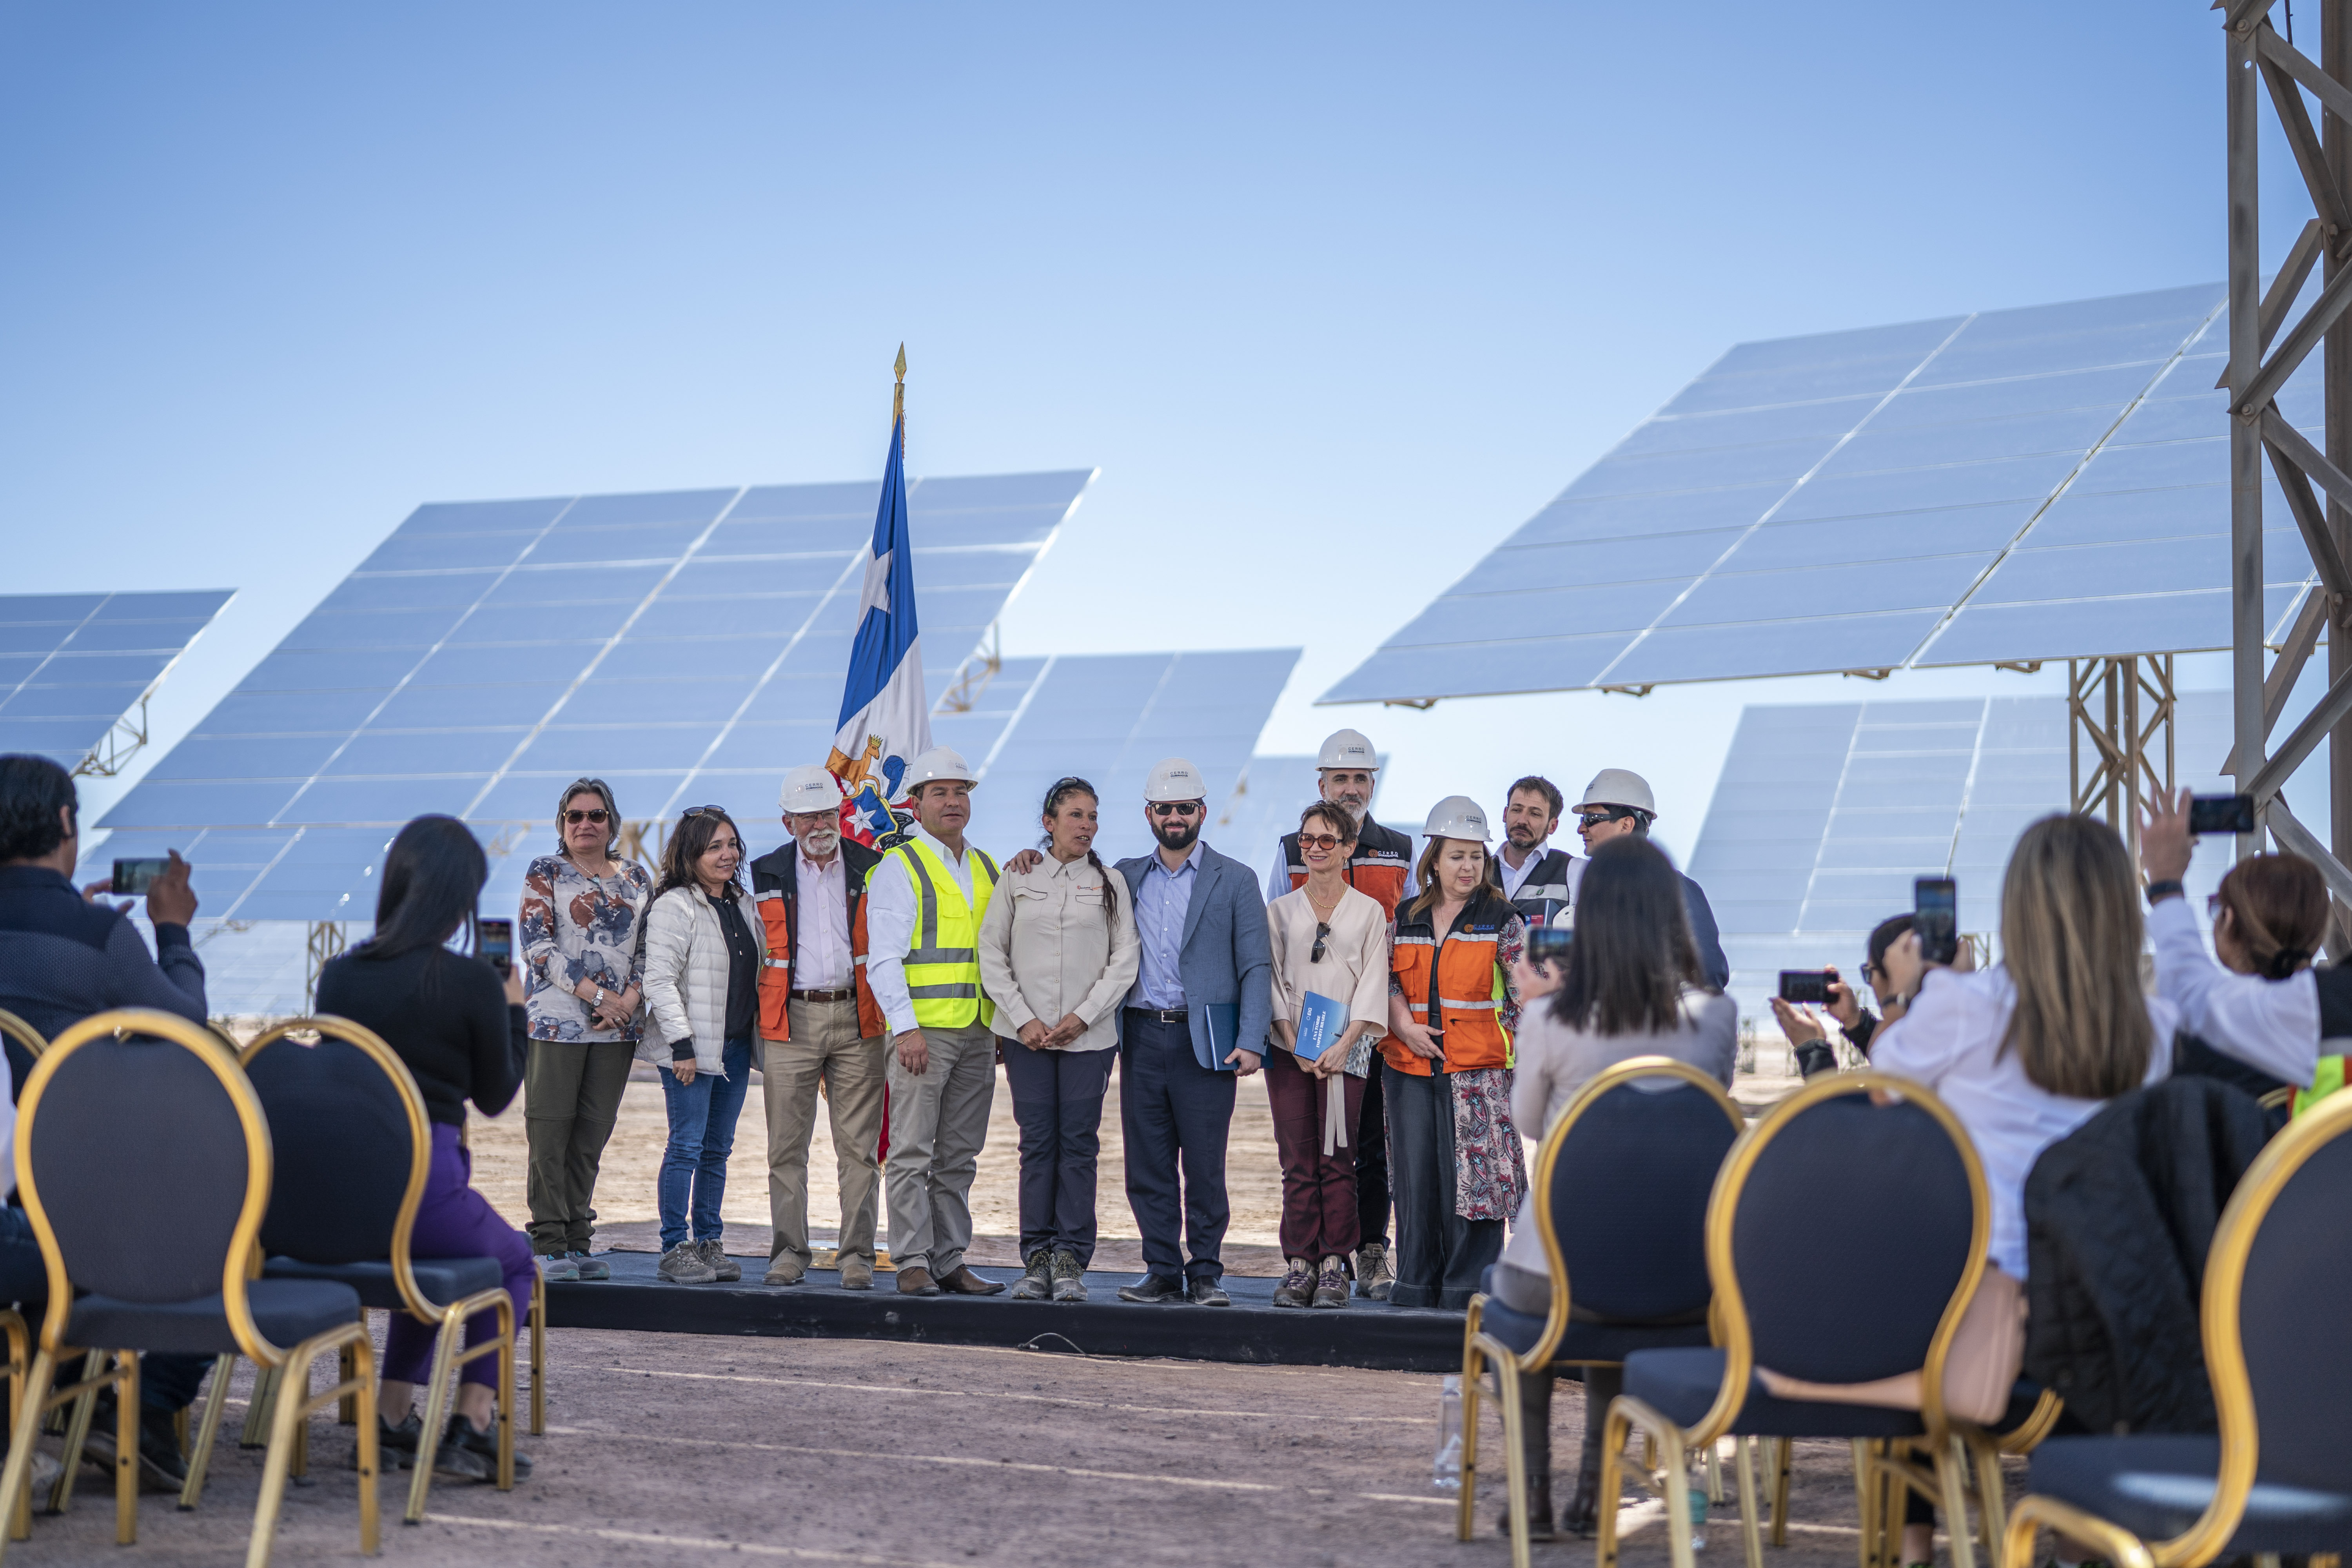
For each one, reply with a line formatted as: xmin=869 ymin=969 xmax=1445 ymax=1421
xmin=977 ymin=777 xmax=1141 ymax=1303
xmin=1264 ymin=802 xmax=1392 ymax=1309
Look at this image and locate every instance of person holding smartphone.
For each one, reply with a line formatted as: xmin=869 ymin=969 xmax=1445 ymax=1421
xmin=519 ymin=778 xmax=653 ymax=1283
xmin=1263 ymin=801 xmax=1391 ymax=1309
xmin=1767 ymin=913 xmax=1915 ymax=1078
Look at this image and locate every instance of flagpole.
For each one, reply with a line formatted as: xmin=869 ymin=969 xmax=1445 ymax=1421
xmin=893 ymin=343 xmax=906 ymax=430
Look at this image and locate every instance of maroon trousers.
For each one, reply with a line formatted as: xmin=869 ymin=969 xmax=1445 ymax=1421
xmin=1263 ymin=1045 xmax=1366 ymax=1262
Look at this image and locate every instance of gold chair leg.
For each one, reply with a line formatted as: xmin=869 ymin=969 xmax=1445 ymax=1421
xmin=1455 ymin=1342 xmax=1483 ymax=1544
xmin=247 ymin=1349 xmax=310 ymax=1568
xmin=1495 ymin=1359 xmax=1530 ymax=1568
xmin=1972 ymin=1437 xmax=2008 ymax=1568
xmin=180 ymin=1355 xmax=236 ymax=1511
xmin=337 ymin=1340 xmax=357 ymax=1426
xmin=1708 ymin=1437 xmax=1725 ymax=1504
xmin=350 ymin=1335 xmax=379 ymax=1557
xmin=239 ymin=1362 xmax=279 ymax=1448
xmin=1851 ymin=1439 xmax=1877 ymax=1568
xmin=1598 ymin=1399 xmax=1633 ymax=1568
xmin=403 ymin=1309 xmax=466 ymax=1526
xmin=1661 ymin=1430 xmax=1698 ymax=1568
xmin=1938 ymin=1437 xmax=1978 ymax=1568
xmin=1737 ymin=1437 xmax=1765 ymax=1568
xmin=1771 ymin=1436 xmax=1793 ymax=1548
xmin=528 ymin=1274 xmax=545 ymax=1436
xmin=50 ymin=1349 xmax=105 ymax=1515
xmin=113 ymin=1351 xmax=139 ymax=1545
xmin=0 ymin=1315 xmax=26 ymax=1543
xmin=0 ymin=1350 xmax=54 ymax=1566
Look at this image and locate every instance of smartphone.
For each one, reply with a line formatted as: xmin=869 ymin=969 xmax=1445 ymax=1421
xmin=2189 ymin=793 xmax=2257 ymax=836
xmin=111 ymin=858 xmax=169 ymax=896
xmin=1527 ymin=926 xmax=1572 ymax=964
xmin=478 ymin=917 xmax=514 ymax=976
xmin=1915 ymin=877 xmax=1958 ymax=967
xmin=1778 ymin=970 xmax=1833 ymax=1005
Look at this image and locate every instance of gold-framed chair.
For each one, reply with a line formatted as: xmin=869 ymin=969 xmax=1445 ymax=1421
xmin=187 ymin=1017 xmax=518 ymax=1523
xmin=1456 ymin=1056 xmax=1746 ymax=1568
xmin=2000 ymin=1085 xmax=2352 ymax=1568
xmin=1601 ymin=1071 xmax=2000 ymax=1568
xmin=0 ymin=1008 xmax=377 ymax=1566
xmin=0 ymin=1013 xmax=44 ymax=1063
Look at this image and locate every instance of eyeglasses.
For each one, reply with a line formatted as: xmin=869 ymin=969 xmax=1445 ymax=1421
xmin=2208 ymin=893 xmax=2225 ymax=918
xmin=1858 ymin=961 xmax=1877 ymax=984
xmin=1575 ymin=811 xmax=1621 ymax=829
xmin=1298 ymin=833 xmax=1343 ymax=851
xmin=681 ymin=806 xmax=726 ymax=819
xmin=564 ymin=809 xmax=610 ymax=825
xmin=1311 ymin=922 xmax=1329 ymax=963
xmin=1151 ymin=802 xmax=1203 ymax=817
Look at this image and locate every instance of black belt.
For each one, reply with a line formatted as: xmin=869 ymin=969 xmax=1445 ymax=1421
xmin=791 ymin=988 xmax=856 ymax=1003
xmin=1125 ymin=1007 xmax=1189 ymax=1026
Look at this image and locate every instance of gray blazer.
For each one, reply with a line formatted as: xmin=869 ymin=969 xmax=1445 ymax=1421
xmin=1113 ymin=842 xmax=1273 ymax=1065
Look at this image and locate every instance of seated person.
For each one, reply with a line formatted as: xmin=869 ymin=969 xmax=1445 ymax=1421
xmin=1768 ymin=913 xmax=1912 ymax=1078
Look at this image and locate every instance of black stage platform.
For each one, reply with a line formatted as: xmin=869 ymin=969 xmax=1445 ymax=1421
xmin=546 ymin=1252 xmax=1465 ymax=1372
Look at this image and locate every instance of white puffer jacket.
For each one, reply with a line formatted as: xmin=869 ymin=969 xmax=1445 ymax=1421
xmin=639 ymin=882 xmax=769 ymax=1074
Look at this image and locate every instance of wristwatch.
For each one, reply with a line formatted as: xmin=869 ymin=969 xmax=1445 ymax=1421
xmin=592 ymin=986 xmax=607 ymax=1009
xmin=2145 ymin=879 xmax=2186 ymax=906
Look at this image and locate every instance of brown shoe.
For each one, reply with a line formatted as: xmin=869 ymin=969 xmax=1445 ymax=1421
xmin=937 ymin=1265 xmax=1006 ymax=1296
xmin=897 ymin=1265 xmax=942 ymax=1297
xmin=838 ymin=1255 xmax=875 ymax=1291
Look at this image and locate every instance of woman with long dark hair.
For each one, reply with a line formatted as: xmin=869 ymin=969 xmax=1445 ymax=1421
xmin=1487 ymin=832 xmax=1735 ymax=1539
xmin=976 ymin=777 xmax=1139 ymax=1302
xmin=641 ymin=806 xmax=767 ymax=1285
xmin=315 ymin=815 xmax=536 ymax=1483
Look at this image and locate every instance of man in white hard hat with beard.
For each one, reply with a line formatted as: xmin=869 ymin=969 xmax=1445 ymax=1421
xmin=1111 ymin=757 xmax=1271 ymax=1306
xmin=1572 ymin=768 xmax=1730 ymax=988
xmin=746 ymin=766 xmax=889 ymax=1290
xmin=1263 ymin=727 xmax=1415 ymax=1301
xmin=864 ymin=746 xmax=1008 ymax=1298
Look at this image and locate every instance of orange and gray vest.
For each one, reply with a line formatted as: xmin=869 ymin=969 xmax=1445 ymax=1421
xmin=748 ymin=840 xmax=886 ymax=1042
xmin=1385 ymin=889 xmax=1516 ymax=1078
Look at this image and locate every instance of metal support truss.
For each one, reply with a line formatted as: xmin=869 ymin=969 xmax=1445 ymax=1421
xmin=2226 ymin=0 xmax=2352 ymax=895
xmin=935 ymin=624 xmax=1004 ymax=715
xmin=69 ymin=693 xmax=151 ymax=780
xmin=304 ymin=922 xmax=347 ymax=1011
xmin=2068 ymin=656 xmax=2176 ymax=865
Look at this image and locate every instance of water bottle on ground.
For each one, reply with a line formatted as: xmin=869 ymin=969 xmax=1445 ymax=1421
xmin=1685 ymin=1465 xmax=1710 ymax=1550
xmin=1432 ymin=1375 xmax=1463 ymax=1492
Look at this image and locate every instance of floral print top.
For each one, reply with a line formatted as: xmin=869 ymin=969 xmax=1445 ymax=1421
xmin=520 ymin=854 xmax=653 ymax=1043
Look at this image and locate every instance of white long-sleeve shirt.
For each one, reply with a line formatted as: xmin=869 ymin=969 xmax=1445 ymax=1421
xmin=864 ymin=826 xmax=987 ymax=1036
xmin=1872 ymin=966 xmax=2178 ymax=1279
xmin=2148 ymin=895 xmax=2323 ymax=1089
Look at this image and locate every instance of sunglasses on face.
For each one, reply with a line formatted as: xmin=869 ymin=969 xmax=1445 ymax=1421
xmin=564 ymin=809 xmax=610 ymax=825
xmin=1310 ymin=921 xmax=1329 ymax=963
xmin=1298 ymin=833 xmax=1343 ymax=851
xmin=1151 ymin=802 xmax=1203 ymax=818
xmin=1575 ymin=812 xmax=1622 ymax=829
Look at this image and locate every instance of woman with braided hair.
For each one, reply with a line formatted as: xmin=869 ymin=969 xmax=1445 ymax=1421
xmin=977 ymin=777 xmax=1140 ymax=1301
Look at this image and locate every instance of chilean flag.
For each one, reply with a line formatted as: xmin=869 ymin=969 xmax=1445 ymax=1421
xmin=827 ymin=409 xmax=930 ymax=843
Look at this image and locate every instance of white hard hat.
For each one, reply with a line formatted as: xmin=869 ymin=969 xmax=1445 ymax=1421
xmin=1422 ymin=795 xmax=1489 ymax=842
xmin=780 ymin=765 xmax=844 ymax=814
xmin=1144 ymin=757 xmax=1208 ymax=803
xmin=1316 ymin=728 xmax=1378 ymax=771
xmin=902 ymin=747 xmax=979 ymax=790
xmin=1576 ymin=768 xmax=1657 ymax=816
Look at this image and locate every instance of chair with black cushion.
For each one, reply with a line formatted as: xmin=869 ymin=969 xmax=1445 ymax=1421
xmin=0 ymin=1008 xmax=376 ymax=1566
xmin=195 ymin=1017 xmax=518 ymax=1524
xmin=2000 ymin=1084 xmax=2352 ymax=1568
xmin=1601 ymin=1072 xmax=1995 ymax=1568
xmin=1455 ymin=1056 xmax=1745 ymax=1568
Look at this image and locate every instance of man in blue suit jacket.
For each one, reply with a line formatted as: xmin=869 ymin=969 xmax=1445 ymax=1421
xmin=1114 ymin=758 xmax=1272 ymax=1307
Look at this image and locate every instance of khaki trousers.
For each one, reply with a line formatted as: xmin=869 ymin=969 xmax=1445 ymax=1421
xmin=523 ymin=1038 xmax=635 ymax=1255
xmin=883 ymin=1021 xmax=998 ymax=1277
xmin=763 ymin=998 xmax=888 ymax=1269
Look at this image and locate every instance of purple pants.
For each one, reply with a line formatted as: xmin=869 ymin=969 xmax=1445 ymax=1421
xmin=383 ymin=1124 xmax=536 ymax=1388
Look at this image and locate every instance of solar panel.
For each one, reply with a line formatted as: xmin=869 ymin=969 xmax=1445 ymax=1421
xmin=0 ymin=590 xmax=234 ymax=771
xmin=1321 ymin=283 xmax=2323 ymax=706
xmin=1690 ymin=690 xmax=2277 ymax=1022
xmin=94 ymin=472 xmax=1094 ymax=922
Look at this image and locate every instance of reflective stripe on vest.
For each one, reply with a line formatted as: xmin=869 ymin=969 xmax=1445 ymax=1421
xmin=1385 ymin=920 xmax=1510 ymax=1075
xmin=893 ymin=840 xmax=1000 ymax=1029
xmin=2294 ymin=1054 xmax=2348 ymax=1118
xmin=1516 ymin=883 xmax=1572 ymax=904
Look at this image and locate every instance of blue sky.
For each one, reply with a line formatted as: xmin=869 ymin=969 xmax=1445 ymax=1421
xmin=0 ymin=3 xmax=2322 ymax=862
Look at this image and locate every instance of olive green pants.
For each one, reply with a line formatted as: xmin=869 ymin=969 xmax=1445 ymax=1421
xmin=524 ymin=1038 xmax=635 ymax=1255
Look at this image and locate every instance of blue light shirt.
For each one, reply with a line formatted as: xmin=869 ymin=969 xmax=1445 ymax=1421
xmin=1127 ymin=843 xmax=1202 ymax=1010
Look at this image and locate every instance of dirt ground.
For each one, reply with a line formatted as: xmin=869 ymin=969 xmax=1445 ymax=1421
xmin=465 ymin=1060 xmax=1805 ymax=1270
xmin=7 ymin=1324 xmax=1997 ymax=1567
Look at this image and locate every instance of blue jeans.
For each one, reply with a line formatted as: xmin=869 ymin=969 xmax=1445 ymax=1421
xmin=658 ymin=1037 xmax=752 ymax=1250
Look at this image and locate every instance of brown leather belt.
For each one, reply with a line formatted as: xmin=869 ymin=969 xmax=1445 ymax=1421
xmin=790 ymin=988 xmax=856 ymax=1003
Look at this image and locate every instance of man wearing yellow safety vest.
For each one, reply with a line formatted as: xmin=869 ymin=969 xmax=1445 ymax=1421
xmin=865 ymin=746 xmax=1009 ymax=1299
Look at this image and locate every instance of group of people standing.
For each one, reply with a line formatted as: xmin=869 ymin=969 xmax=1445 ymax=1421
xmin=508 ymin=727 xmax=1733 ymax=1313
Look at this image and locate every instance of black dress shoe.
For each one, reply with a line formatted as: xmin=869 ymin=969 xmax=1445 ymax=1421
xmin=1116 ymin=1274 xmax=1187 ymax=1303
xmin=1187 ymin=1277 xmax=1231 ymax=1308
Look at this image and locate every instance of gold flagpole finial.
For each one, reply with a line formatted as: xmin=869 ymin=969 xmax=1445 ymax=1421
xmin=893 ymin=343 xmax=906 ymax=426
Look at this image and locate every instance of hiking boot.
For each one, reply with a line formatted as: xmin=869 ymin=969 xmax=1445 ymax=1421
xmin=658 ymin=1243 xmax=716 ymax=1284
xmin=83 ymin=1395 xmax=188 ymax=1492
xmin=1355 ymin=1241 xmax=1395 ymax=1301
xmin=1272 ymin=1258 xmax=1314 ymax=1308
xmin=697 ymin=1240 xmax=740 ymax=1282
xmin=535 ymin=1252 xmax=580 ymax=1284
xmin=567 ymin=1250 xmax=609 ymax=1281
xmin=1050 ymin=1250 xmax=1087 ymax=1303
xmin=1010 ymin=1250 xmax=1053 ymax=1300
xmin=371 ymin=1409 xmax=423 ymax=1470
xmin=1311 ymin=1255 xmax=1349 ymax=1308
xmin=839 ymin=1255 xmax=876 ymax=1290
xmin=443 ymin=1414 xmax=530 ymax=1481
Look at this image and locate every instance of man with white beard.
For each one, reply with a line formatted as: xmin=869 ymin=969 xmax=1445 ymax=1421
xmin=748 ymin=765 xmax=891 ymax=1290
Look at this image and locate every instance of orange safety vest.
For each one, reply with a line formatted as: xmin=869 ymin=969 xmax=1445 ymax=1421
xmin=748 ymin=841 xmax=886 ymax=1042
xmin=1384 ymin=891 xmax=1515 ymax=1078
xmin=1283 ymin=816 xmax=1416 ymax=922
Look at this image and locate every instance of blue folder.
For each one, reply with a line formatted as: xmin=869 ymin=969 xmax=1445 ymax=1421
xmin=1194 ymin=1003 xmax=1243 ymax=1072
xmin=1292 ymin=990 xmax=1347 ymax=1063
